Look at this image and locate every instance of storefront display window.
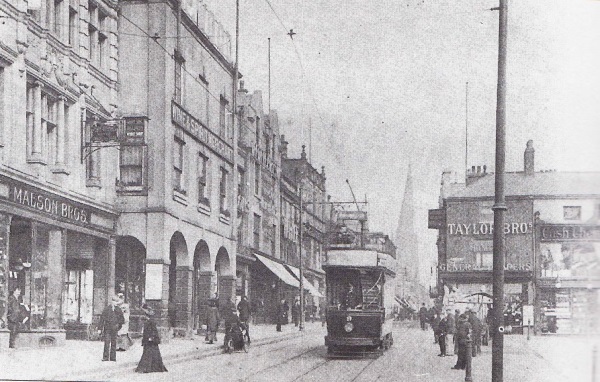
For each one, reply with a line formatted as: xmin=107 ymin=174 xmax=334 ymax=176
xmin=62 ymin=262 xmax=93 ymax=324
xmin=540 ymin=242 xmax=598 ymax=278
xmin=29 ymin=224 xmax=49 ymax=329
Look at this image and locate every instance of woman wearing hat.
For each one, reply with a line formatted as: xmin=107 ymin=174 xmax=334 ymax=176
xmin=135 ymin=304 xmax=167 ymax=373
xmin=116 ymin=293 xmax=133 ymax=351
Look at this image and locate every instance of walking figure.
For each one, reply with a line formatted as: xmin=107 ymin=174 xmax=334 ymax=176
xmin=98 ymin=295 xmax=125 ymax=362
xmin=135 ymin=304 xmax=167 ymax=373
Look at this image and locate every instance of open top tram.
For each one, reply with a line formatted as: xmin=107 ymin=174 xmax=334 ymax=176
xmin=323 ymin=211 xmax=397 ymax=356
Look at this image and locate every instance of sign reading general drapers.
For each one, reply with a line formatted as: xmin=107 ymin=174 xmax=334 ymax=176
xmin=171 ymin=102 xmax=234 ymax=163
xmin=1 ymin=176 xmax=90 ymax=225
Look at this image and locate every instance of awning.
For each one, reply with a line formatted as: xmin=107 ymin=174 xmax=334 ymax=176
xmin=285 ymin=265 xmax=325 ymax=298
xmin=254 ymin=254 xmax=300 ymax=288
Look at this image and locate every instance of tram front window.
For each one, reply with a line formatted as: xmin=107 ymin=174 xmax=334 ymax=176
xmin=328 ymin=269 xmax=383 ymax=311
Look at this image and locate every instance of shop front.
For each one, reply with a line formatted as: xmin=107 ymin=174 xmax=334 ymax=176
xmin=536 ymin=224 xmax=600 ymax=335
xmin=0 ymin=175 xmax=117 ymax=349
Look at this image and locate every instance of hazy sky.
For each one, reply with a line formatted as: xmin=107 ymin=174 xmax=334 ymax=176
xmin=205 ymin=0 xmax=600 ymax=268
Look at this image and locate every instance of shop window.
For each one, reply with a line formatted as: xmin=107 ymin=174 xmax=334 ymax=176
xmin=62 ymin=263 xmax=94 ymax=324
xmin=563 ymin=206 xmax=581 ymax=221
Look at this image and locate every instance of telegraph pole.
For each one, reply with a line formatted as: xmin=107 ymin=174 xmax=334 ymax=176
xmin=299 ymin=186 xmax=305 ymax=331
xmin=492 ymin=0 xmax=508 ymax=381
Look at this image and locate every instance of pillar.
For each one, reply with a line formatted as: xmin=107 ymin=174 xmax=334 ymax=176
xmin=218 ymin=275 xmax=236 ymax=306
xmin=46 ymin=229 xmax=64 ymax=328
xmin=0 ymin=213 xmax=11 ymax=349
xmin=174 ymin=265 xmax=192 ymax=332
xmin=197 ymin=271 xmax=215 ymax=328
xmin=107 ymin=236 xmax=115 ymax=299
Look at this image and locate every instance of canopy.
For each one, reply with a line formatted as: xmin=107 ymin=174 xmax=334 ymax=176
xmin=254 ymin=254 xmax=300 ymax=288
xmin=284 ymin=265 xmax=325 ymax=298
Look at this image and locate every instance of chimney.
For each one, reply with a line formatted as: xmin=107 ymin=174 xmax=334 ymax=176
xmin=238 ymin=80 xmax=248 ymax=93
xmin=280 ymin=135 xmax=288 ymax=159
xmin=301 ymin=144 xmax=307 ymax=160
xmin=524 ymin=140 xmax=535 ymax=175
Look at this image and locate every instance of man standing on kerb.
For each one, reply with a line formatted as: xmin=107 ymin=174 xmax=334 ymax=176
xmin=98 ymin=295 xmax=125 ymax=362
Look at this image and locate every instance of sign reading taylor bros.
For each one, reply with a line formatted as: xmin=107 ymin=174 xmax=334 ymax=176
xmin=1 ymin=176 xmax=90 ymax=225
xmin=171 ymin=101 xmax=234 ymax=163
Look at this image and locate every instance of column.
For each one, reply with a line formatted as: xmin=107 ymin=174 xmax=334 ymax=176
xmin=55 ymin=96 xmax=66 ymax=167
xmin=45 ymin=229 xmax=64 ymax=329
xmin=218 ymin=275 xmax=236 ymax=306
xmin=0 ymin=213 xmax=11 ymax=349
xmin=175 ymin=266 xmax=193 ymax=333
xmin=107 ymin=236 xmax=116 ymax=299
xmin=197 ymin=271 xmax=216 ymax=329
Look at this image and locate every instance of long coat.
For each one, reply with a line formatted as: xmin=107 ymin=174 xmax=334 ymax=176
xmin=456 ymin=318 xmax=473 ymax=345
xmin=206 ymin=306 xmax=220 ymax=332
xmin=447 ymin=314 xmax=456 ymax=334
xmin=99 ymin=305 xmax=124 ymax=336
xmin=237 ymin=299 xmax=251 ymax=321
xmin=469 ymin=313 xmax=483 ymax=336
xmin=7 ymin=295 xmax=21 ymax=324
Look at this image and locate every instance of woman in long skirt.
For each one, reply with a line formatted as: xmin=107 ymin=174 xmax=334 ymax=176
xmin=116 ymin=294 xmax=133 ymax=351
xmin=135 ymin=304 xmax=167 ymax=373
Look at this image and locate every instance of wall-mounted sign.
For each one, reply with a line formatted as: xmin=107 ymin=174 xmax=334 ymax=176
xmin=145 ymin=263 xmax=163 ymax=300
xmin=171 ymin=102 xmax=233 ymax=163
xmin=540 ymin=224 xmax=600 ymax=242
xmin=438 ymin=262 xmax=532 ymax=272
xmin=89 ymin=119 xmax=120 ymax=142
xmin=336 ymin=210 xmax=368 ymax=222
xmin=447 ymin=222 xmax=532 ymax=236
xmin=122 ymin=117 xmax=145 ymax=144
xmin=428 ymin=209 xmax=445 ymax=229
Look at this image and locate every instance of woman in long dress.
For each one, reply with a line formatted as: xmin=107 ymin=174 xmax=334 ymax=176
xmin=116 ymin=294 xmax=133 ymax=351
xmin=135 ymin=304 xmax=167 ymax=373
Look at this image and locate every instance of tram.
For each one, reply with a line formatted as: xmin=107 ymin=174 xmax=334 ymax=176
xmin=323 ymin=211 xmax=397 ymax=356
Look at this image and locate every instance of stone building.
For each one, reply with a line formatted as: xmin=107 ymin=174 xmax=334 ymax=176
xmin=0 ymin=0 xmax=120 ymax=346
xmin=117 ymin=0 xmax=237 ymax=334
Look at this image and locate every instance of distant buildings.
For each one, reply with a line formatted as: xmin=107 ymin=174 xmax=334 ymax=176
xmin=430 ymin=141 xmax=600 ymax=334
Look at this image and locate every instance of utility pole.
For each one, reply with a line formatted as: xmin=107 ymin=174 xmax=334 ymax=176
xmin=299 ymin=186 xmax=305 ymax=331
xmin=492 ymin=0 xmax=508 ymax=381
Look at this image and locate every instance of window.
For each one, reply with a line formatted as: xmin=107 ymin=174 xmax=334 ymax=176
xmin=173 ymin=137 xmax=185 ymax=192
xmin=254 ymin=164 xmax=260 ymax=195
xmin=237 ymin=168 xmax=245 ymax=198
xmin=253 ymin=214 xmax=261 ymax=249
xmin=53 ymin=0 xmax=63 ymax=37
xmin=219 ymin=95 xmax=228 ymax=139
xmin=174 ymin=50 xmax=184 ymax=103
xmin=219 ymin=167 xmax=228 ymax=213
xmin=119 ymin=145 xmax=144 ymax=186
xmin=197 ymin=152 xmax=208 ymax=204
xmin=68 ymin=3 xmax=78 ymax=46
xmin=42 ymin=93 xmax=57 ymax=165
xmin=265 ymin=134 xmax=270 ymax=159
xmin=255 ymin=116 xmax=260 ymax=145
xmin=26 ymin=83 xmax=37 ymax=156
xmin=271 ymin=224 xmax=276 ymax=255
xmin=63 ymin=267 xmax=94 ymax=324
xmin=563 ymin=206 xmax=581 ymax=221
xmin=87 ymin=3 xmax=97 ymax=63
xmin=98 ymin=11 xmax=108 ymax=69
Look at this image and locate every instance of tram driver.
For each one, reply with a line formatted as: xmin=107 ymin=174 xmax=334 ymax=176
xmin=343 ymin=283 xmax=361 ymax=310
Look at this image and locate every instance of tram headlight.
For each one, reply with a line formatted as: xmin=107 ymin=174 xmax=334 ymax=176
xmin=344 ymin=322 xmax=354 ymax=332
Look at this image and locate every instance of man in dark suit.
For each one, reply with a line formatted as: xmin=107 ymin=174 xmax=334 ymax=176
xmin=98 ymin=295 xmax=125 ymax=361
xmin=7 ymin=287 xmax=22 ymax=348
xmin=237 ymin=295 xmax=251 ymax=343
xmin=418 ymin=303 xmax=428 ymax=330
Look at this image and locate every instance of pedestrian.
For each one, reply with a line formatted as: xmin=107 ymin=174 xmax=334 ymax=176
xmin=418 ymin=303 xmax=428 ymax=330
xmin=205 ymin=299 xmax=220 ymax=344
xmin=222 ymin=298 xmax=238 ymax=347
xmin=437 ymin=313 xmax=448 ymax=357
xmin=468 ymin=310 xmax=483 ymax=356
xmin=292 ymin=298 xmax=301 ymax=327
xmin=135 ymin=304 xmax=167 ymax=373
xmin=446 ymin=309 xmax=456 ymax=355
xmin=116 ymin=293 xmax=133 ymax=351
xmin=237 ymin=295 xmax=251 ymax=343
xmin=451 ymin=313 xmax=472 ymax=370
xmin=453 ymin=309 xmax=460 ymax=354
xmin=432 ymin=311 xmax=441 ymax=344
xmin=98 ymin=295 xmax=125 ymax=362
xmin=7 ymin=287 xmax=23 ymax=349
xmin=320 ymin=300 xmax=327 ymax=327
xmin=276 ymin=299 xmax=286 ymax=332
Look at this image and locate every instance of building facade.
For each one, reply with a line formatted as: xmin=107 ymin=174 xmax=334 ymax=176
xmin=430 ymin=141 xmax=600 ymax=334
xmin=0 ymin=0 xmax=120 ymax=346
xmin=117 ymin=0 xmax=236 ymax=334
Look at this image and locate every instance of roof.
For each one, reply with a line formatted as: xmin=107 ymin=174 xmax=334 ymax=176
xmin=447 ymin=172 xmax=600 ymax=199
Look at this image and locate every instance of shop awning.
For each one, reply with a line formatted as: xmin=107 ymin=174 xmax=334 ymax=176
xmin=254 ymin=254 xmax=300 ymax=288
xmin=284 ymin=265 xmax=325 ymax=298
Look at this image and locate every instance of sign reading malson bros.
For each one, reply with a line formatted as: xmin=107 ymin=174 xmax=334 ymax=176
xmin=1 ymin=176 xmax=90 ymax=225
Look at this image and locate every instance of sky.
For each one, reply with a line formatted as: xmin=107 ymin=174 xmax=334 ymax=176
xmin=204 ymin=0 xmax=600 ymax=281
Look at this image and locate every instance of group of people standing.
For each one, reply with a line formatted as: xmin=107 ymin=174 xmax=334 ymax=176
xmin=205 ymin=294 xmax=252 ymax=346
xmin=419 ymin=303 xmax=485 ymax=371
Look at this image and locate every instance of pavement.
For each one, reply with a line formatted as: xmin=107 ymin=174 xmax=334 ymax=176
xmin=0 ymin=321 xmax=325 ymax=381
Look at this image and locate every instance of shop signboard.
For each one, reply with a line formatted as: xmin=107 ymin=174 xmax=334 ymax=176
xmin=171 ymin=101 xmax=234 ymax=164
xmin=444 ymin=199 xmax=534 ymax=275
xmin=540 ymin=224 xmax=600 ymax=242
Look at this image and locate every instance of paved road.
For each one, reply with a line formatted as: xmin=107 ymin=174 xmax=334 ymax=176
xmin=89 ymin=322 xmax=594 ymax=382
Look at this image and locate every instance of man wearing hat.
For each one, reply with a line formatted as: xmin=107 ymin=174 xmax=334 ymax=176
xmin=98 ymin=295 xmax=125 ymax=361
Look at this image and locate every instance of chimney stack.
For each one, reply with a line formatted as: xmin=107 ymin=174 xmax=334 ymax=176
xmin=524 ymin=140 xmax=535 ymax=175
xmin=301 ymin=144 xmax=307 ymax=160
